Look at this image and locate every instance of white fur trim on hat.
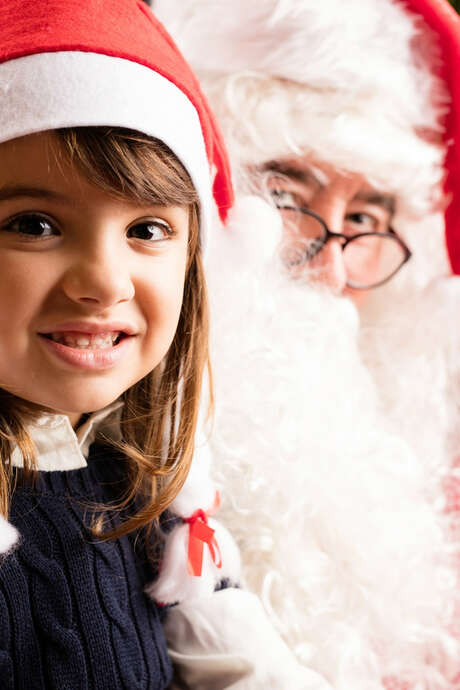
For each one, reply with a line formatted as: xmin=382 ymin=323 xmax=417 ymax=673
xmin=0 ymin=51 xmax=213 ymax=244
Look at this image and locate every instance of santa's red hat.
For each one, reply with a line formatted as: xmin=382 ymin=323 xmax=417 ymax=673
xmin=0 ymin=0 xmax=234 ymax=238
xmin=408 ymin=0 xmax=460 ymax=274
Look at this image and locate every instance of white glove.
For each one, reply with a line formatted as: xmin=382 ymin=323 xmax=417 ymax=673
xmin=165 ymin=587 xmax=332 ymax=690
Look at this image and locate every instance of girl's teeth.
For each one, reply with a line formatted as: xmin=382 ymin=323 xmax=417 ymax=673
xmin=50 ymin=332 xmax=120 ymax=349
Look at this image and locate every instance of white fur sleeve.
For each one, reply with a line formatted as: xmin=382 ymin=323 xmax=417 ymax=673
xmin=165 ymin=588 xmax=332 ymax=690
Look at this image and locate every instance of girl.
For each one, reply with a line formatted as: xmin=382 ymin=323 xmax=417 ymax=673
xmin=0 ymin=1 xmax=331 ymax=689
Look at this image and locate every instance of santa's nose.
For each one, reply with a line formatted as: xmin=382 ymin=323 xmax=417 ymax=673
xmin=309 ymin=239 xmax=347 ymax=294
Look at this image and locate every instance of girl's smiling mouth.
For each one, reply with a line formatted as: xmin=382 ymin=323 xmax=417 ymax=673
xmin=45 ymin=331 xmax=123 ymax=349
xmin=37 ymin=323 xmax=137 ymax=370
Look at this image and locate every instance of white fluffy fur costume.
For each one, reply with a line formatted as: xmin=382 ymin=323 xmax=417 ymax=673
xmin=201 ymin=196 xmax=459 ymax=689
xmin=154 ymin=0 xmax=460 ymax=491
xmin=155 ymin=0 xmax=460 ymax=688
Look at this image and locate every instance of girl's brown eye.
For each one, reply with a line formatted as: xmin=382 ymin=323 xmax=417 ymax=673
xmin=3 ymin=213 xmax=57 ymax=237
xmin=127 ymin=219 xmax=172 ymax=241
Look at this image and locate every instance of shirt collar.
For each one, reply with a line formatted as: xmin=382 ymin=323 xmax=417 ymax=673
xmin=11 ymin=401 xmax=123 ymax=471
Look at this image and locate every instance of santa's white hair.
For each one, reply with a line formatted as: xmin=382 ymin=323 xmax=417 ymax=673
xmin=155 ymin=0 xmax=448 ymax=216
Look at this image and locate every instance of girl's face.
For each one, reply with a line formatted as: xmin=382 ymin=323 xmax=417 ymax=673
xmin=0 ymin=132 xmax=190 ymax=425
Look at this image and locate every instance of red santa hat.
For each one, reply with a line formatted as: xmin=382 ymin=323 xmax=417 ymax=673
xmin=0 ymin=0 xmax=234 ymax=239
xmin=411 ymin=0 xmax=460 ymax=274
xmin=155 ymin=0 xmax=460 ymax=274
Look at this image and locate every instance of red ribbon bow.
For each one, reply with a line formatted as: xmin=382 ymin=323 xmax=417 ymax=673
xmin=184 ymin=491 xmax=222 ymax=577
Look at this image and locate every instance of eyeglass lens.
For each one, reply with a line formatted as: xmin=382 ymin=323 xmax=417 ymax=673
xmin=278 ymin=207 xmax=407 ymax=289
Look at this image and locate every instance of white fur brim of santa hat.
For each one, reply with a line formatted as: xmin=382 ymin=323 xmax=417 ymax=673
xmin=154 ymin=0 xmax=448 ymax=219
xmin=0 ymin=52 xmax=215 ymax=237
xmin=0 ymin=0 xmax=235 ymax=244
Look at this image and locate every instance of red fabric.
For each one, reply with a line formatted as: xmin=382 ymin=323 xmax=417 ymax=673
xmin=184 ymin=492 xmax=222 ymax=577
xmin=0 ymin=0 xmax=234 ymax=222
xmin=404 ymin=0 xmax=460 ymax=275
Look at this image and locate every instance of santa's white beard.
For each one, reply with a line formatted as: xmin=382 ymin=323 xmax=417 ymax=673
xmin=359 ymin=213 xmax=460 ymax=472
xmin=204 ymin=196 xmax=459 ymax=689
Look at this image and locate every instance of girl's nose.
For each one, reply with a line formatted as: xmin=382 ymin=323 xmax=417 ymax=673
xmin=309 ymin=239 xmax=347 ymax=294
xmin=61 ymin=241 xmax=135 ymax=308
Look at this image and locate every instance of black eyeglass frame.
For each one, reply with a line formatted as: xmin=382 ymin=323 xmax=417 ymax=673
xmin=278 ymin=205 xmax=412 ymax=290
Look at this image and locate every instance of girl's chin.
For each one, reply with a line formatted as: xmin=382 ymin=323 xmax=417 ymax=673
xmin=21 ymin=389 xmax=125 ymax=422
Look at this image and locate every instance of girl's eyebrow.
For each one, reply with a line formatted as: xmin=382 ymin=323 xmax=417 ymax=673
xmin=0 ymin=185 xmax=68 ymax=202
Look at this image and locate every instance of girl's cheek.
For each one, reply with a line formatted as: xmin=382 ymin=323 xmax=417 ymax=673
xmin=139 ymin=263 xmax=186 ymax=331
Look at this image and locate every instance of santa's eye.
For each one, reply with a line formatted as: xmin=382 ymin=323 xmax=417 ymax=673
xmin=344 ymin=212 xmax=387 ymax=235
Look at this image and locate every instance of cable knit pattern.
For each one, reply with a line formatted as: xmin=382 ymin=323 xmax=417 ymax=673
xmin=0 ymin=445 xmax=172 ymax=690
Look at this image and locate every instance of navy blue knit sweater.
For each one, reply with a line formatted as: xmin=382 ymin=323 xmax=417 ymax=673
xmin=0 ymin=445 xmax=172 ymax=690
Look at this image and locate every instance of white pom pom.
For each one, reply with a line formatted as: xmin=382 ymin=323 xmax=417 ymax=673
xmin=226 ymin=194 xmax=283 ymax=264
xmin=0 ymin=515 xmax=18 ymax=555
xmin=208 ymin=194 xmax=283 ymax=269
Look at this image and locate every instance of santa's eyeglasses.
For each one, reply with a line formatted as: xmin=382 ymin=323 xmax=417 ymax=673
xmin=275 ymin=205 xmax=412 ymax=290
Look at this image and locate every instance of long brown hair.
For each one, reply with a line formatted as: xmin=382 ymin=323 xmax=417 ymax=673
xmin=0 ymin=127 xmax=211 ymax=540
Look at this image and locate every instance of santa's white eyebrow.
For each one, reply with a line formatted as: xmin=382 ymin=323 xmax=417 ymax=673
xmin=260 ymin=161 xmax=395 ymax=214
xmin=353 ymin=191 xmax=396 ymax=214
xmin=304 ymin=164 xmax=330 ymax=187
xmin=260 ymin=160 xmax=329 ymax=186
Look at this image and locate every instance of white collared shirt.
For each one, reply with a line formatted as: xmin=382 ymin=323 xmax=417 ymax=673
xmin=10 ymin=401 xmax=123 ymax=471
